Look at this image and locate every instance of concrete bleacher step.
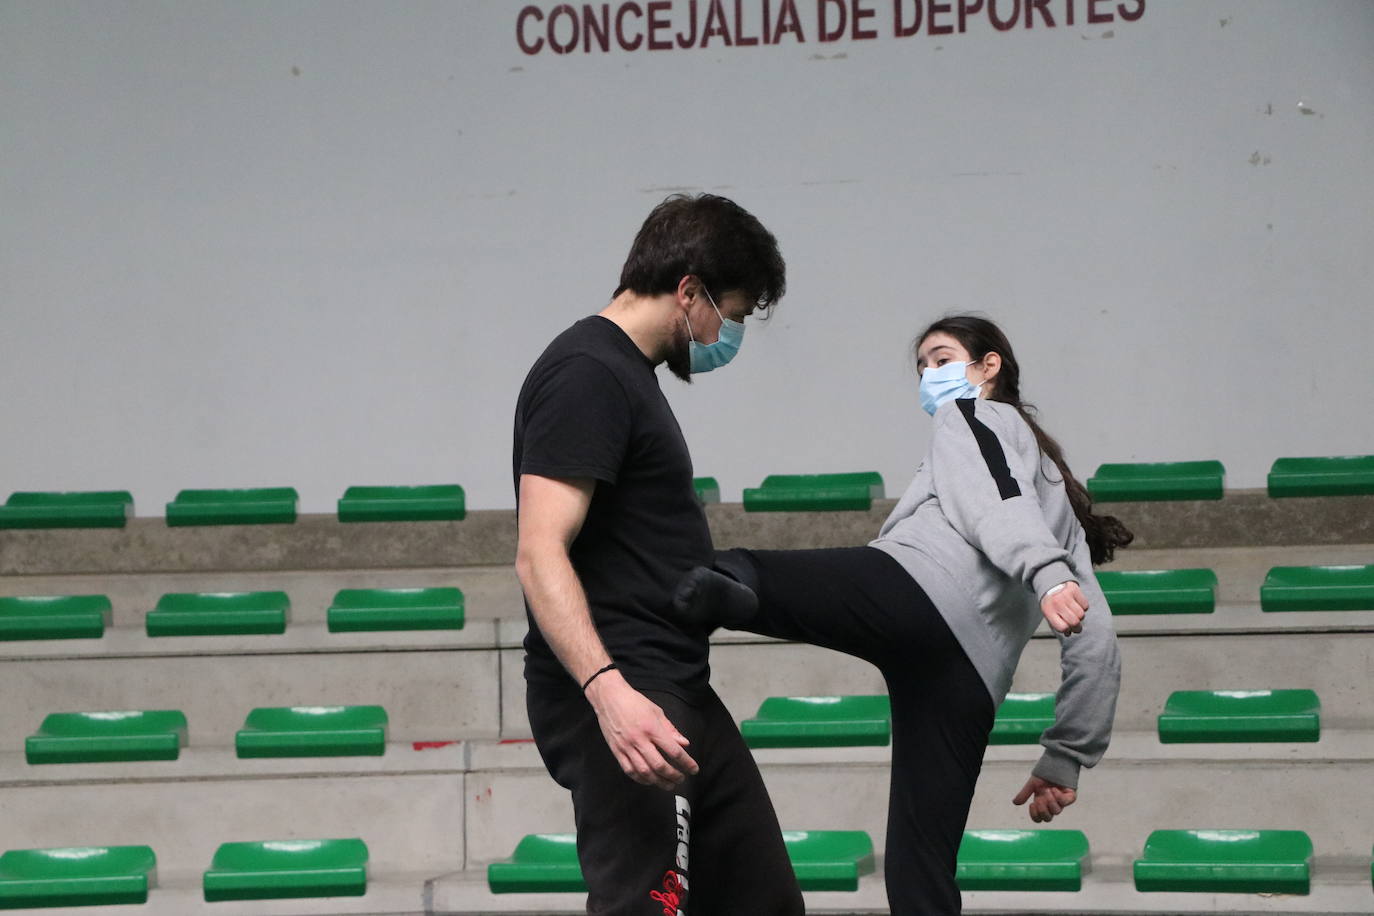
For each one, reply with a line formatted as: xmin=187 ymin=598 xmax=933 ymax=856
xmin=13 ymin=736 xmax=1348 ymax=915
xmin=449 ymin=734 xmax=1374 ymax=911
xmin=1098 ymin=543 xmax=1374 ymax=607
xmin=1049 ymin=628 xmax=1374 ymax=735
xmin=0 ymin=765 xmax=464 ymax=884
xmin=0 ymin=567 xmax=517 ymax=629
xmin=1097 ymin=601 xmax=1374 ymax=636
xmin=431 ymin=852 xmax=1374 ymax=915
xmin=0 ymin=739 xmax=466 ymax=784
xmin=499 ymin=633 xmax=893 ymax=741
xmin=3 ymin=493 xmax=1370 ymax=579
xmin=0 ymin=745 xmax=455 ymax=913
xmin=0 ymin=871 xmax=430 ymax=916
xmin=0 ymin=512 xmax=518 ymax=576
xmin=497 ymin=626 xmax=1374 ymax=741
xmin=959 ymin=860 xmax=1374 ymax=915
xmin=739 ymin=692 xmax=1061 ymax=750
xmin=31 ymin=561 xmax=1373 ymax=653
xmin=459 ymin=733 xmax=1374 ymax=872
xmin=0 ymin=619 xmax=497 ymax=664
xmin=0 ymin=645 xmax=501 ymax=748
xmin=487 ymin=830 xmax=875 ymax=894
xmin=490 ymin=828 xmax=1097 ymax=899
xmin=822 ymin=627 xmax=1372 ymax=735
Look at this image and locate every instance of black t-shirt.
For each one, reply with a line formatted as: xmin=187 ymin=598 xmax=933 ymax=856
xmin=513 ymin=316 xmax=713 ymax=696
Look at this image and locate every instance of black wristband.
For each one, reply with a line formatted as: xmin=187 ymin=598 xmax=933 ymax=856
xmin=581 ymin=662 xmax=617 ymax=692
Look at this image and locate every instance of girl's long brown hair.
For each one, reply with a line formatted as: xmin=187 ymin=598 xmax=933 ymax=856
xmin=918 ymin=315 xmax=1133 ymax=565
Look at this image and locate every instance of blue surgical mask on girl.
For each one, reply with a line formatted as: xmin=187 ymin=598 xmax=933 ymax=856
xmin=686 ymin=287 xmax=744 ymax=374
xmin=919 ymin=360 xmax=983 ymax=415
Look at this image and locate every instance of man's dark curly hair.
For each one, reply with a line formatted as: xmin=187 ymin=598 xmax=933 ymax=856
xmin=614 ymin=193 xmax=785 ymax=310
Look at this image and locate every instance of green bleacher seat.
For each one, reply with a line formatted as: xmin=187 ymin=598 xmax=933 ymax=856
xmin=785 ymin=830 xmax=875 ymax=891
xmin=743 ymin=472 xmax=884 ymax=512
xmin=165 ymin=488 xmax=298 ymax=526
xmin=0 ymin=595 xmax=111 ymax=641
xmin=337 ymin=485 xmax=465 ymax=522
xmin=488 ymin=831 xmax=874 ymax=893
xmin=1158 ymin=690 xmax=1320 ymax=743
xmin=956 ymin=829 xmax=1090 ymax=892
xmin=202 ymin=838 xmax=368 ymax=902
xmin=26 ymin=710 xmax=188 ymax=765
xmin=692 ymin=476 xmax=721 ymax=505
xmin=487 ymin=834 xmax=583 ymax=894
xmin=145 ymin=591 xmax=289 ymax=637
xmin=1261 ymin=565 xmax=1374 ymax=612
xmin=1133 ymin=829 xmax=1312 ymax=894
xmin=989 ymin=693 xmax=1055 ymax=745
xmin=1086 ymin=461 xmax=1224 ymax=502
xmin=327 ymin=588 xmax=464 ymax=632
xmin=1096 ymin=569 xmax=1218 ymax=615
xmin=0 ymin=491 xmax=133 ymax=529
xmin=741 ymin=696 xmax=891 ymax=748
xmin=236 ymin=706 xmax=387 ymax=758
xmin=1268 ymin=455 xmax=1374 ymax=497
xmin=0 ymin=845 xmax=157 ymax=908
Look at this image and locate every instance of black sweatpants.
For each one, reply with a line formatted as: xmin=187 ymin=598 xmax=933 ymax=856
xmin=527 ymin=682 xmax=805 ymax=916
xmin=727 ymin=546 xmax=996 ymax=916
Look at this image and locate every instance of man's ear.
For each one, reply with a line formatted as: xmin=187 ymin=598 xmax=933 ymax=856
xmin=675 ymin=275 xmax=702 ymax=305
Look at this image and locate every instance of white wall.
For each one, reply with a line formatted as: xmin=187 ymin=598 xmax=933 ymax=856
xmin=3 ymin=0 xmax=1371 ymax=513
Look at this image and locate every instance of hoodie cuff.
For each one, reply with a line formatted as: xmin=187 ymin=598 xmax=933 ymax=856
xmin=1032 ymin=748 xmax=1082 ymax=790
xmin=1032 ymin=561 xmax=1076 ymax=602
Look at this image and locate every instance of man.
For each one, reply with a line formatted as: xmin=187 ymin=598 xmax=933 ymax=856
xmin=513 ymin=194 xmax=804 ymax=914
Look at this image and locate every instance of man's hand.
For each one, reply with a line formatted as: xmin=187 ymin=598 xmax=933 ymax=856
xmin=585 ymin=670 xmax=699 ymax=791
xmin=1040 ymin=581 xmax=1088 ymax=635
xmin=1012 ymin=775 xmax=1077 ymax=823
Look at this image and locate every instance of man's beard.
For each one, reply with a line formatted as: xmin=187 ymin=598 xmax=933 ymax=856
xmin=664 ymin=321 xmax=693 ymax=383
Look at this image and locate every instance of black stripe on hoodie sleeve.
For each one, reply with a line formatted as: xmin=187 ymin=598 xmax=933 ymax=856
xmin=955 ymin=398 xmax=1022 ymax=500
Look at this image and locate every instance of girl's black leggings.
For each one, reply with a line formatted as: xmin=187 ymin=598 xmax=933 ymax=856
xmin=723 ymin=545 xmax=995 ymax=916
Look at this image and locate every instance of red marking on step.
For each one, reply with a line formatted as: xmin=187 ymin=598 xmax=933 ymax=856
xmin=413 ymin=740 xmax=458 ymax=751
xmin=499 ymin=738 xmax=535 ymax=744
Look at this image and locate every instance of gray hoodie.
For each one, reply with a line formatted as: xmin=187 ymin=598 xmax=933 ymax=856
xmin=870 ymin=397 xmax=1121 ymax=789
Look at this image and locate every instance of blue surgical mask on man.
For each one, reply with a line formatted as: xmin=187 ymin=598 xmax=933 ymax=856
xmin=919 ymin=360 xmax=983 ymax=415
xmin=687 ymin=286 xmax=744 ymax=374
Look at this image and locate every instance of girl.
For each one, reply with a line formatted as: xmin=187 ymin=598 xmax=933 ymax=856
xmin=674 ymin=315 xmax=1131 ymax=914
